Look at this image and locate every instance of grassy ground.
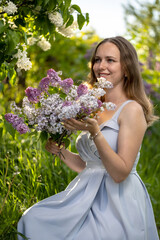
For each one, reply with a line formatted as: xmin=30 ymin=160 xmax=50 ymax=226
xmin=0 ymin=121 xmax=160 ymax=239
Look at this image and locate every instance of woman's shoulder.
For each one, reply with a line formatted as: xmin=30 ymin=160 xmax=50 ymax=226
xmin=118 ymin=101 xmax=147 ymax=127
xmin=123 ymin=100 xmax=143 ymax=112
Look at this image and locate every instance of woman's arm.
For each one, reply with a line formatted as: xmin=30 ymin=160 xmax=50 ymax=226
xmin=45 ymin=139 xmax=86 ymax=173
xmin=64 ymin=102 xmax=147 ymax=183
xmin=93 ymin=102 xmax=147 ymax=182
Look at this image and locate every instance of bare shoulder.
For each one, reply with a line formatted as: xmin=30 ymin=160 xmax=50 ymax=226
xmin=118 ymin=101 xmax=147 ymax=129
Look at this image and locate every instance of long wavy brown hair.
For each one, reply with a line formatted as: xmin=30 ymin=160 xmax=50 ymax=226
xmin=88 ymin=36 xmax=158 ymax=126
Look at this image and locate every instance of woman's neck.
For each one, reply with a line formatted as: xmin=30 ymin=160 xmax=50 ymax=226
xmin=104 ymin=87 xmax=128 ymax=105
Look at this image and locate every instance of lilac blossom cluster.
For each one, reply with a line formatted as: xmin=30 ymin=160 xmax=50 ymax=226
xmin=4 ymin=113 xmax=29 ymax=134
xmin=5 ymin=69 xmax=116 ymax=137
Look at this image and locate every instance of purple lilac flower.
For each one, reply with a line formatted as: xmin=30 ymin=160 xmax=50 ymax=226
xmin=25 ymin=87 xmax=41 ymax=103
xmin=38 ymin=77 xmax=51 ymax=92
xmin=79 ymin=106 xmax=92 ymax=116
xmin=77 ymin=84 xmax=88 ymax=97
xmin=16 ymin=123 xmax=29 ymax=134
xmin=97 ymin=99 xmax=103 ymax=108
xmin=5 ymin=113 xmax=29 ymax=134
xmin=62 ymin=101 xmax=73 ymax=107
xmin=5 ymin=113 xmax=22 ymax=126
xmin=47 ymin=69 xmax=61 ymax=85
xmin=60 ymin=78 xmax=73 ymax=93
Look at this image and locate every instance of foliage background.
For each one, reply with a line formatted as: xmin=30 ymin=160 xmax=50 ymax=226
xmin=0 ymin=0 xmax=160 ymax=239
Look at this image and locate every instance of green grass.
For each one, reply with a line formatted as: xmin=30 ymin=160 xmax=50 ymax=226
xmin=0 ymin=121 xmax=160 ymax=239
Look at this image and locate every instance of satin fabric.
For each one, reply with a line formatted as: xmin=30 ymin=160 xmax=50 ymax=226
xmin=17 ymin=100 xmax=159 ymax=240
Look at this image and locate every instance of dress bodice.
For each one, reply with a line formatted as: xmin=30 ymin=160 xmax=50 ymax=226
xmin=18 ymin=102 xmax=159 ymax=240
xmin=76 ymin=100 xmax=140 ymax=173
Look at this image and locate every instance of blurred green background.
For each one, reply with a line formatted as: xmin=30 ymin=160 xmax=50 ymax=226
xmin=0 ymin=0 xmax=160 ymax=239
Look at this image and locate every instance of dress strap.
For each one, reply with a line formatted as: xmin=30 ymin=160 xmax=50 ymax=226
xmin=112 ymin=100 xmax=134 ymax=121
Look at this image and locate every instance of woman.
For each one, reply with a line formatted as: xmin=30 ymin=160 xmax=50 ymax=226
xmin=18 ymin=36 xmax=159 ymax=240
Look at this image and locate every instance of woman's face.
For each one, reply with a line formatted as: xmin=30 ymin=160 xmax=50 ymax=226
xmin=93 ymin=42 xmax=125 ymax=87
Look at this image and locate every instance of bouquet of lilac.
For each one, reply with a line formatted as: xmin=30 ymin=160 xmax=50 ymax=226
xmin=5 ymin=69 xmax=116 ymax=147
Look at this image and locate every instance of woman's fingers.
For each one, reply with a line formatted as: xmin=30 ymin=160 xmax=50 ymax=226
xmin=45 ymin=139 xmax=62 ymax=154
xmin=63 ymin=118 xmax=99 ymax=131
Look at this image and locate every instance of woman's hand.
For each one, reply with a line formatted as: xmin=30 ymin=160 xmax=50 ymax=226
xmin=45 ymin=137 xmax=86 ymax=173
xmin=63 ymin=118 xmax=100 ymax=136
xmin=45 ymin=138 xmax=64 ymax=155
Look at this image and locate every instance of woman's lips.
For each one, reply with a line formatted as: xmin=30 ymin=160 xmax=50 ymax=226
xmin=99 ymin=73 xmax=110 ymax=78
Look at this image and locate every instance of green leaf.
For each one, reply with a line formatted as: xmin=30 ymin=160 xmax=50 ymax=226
xmin=59 ymin=90 xmax=67 ymax=99
xmin=44 ymin=0 xmax=50 ymax=6
xmin=37 ymin=0 xmax=43 ymax=5
xmin=85 ymin=13 xmax=89 ymax=25
xmin=0 ymin=64 xmax=7 ymax=82
xmin=5 ymin=30 xmax=20 ymax=55
xmin=50 ymin=132 xmax=62 ymax=142
xmin=39 ymin=131 xmax=48 ymax=142
xmin=8 ymin=67 xmax=17 ymax=86
xmin=48 ymin=86 xmax=59 ymax=94
xmin=4 ymin=119 xmax=16 ymax=139
xmin=0 ymin=20 xmax=7 ymax=34
xmin=46 ymin=0 xmax=56 ymax=10
xmin=66 ymin=15 xmax=74 ymax=28
xmin=64 ymin=0 xmax=72 ymax=9
xmin=57 ymin=0 xmax=63 ymax=4
xmin=21 ymin=30 xmax=28 ymax=45
xmin=77 ymin=14 xmax=86 ymax=30
xmin=60 ymin=6 xmax=70 ymax=23
xmin=71 ymin=4 xmax=82 ymax=14
xmin=0 ymin=127 xmax=3 ymax=141
xmin=64 ymin=137 xmax=70 ymax=148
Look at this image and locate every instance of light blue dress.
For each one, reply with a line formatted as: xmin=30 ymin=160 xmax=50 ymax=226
xmin=17 ymin=100 xmax=159 ymax=240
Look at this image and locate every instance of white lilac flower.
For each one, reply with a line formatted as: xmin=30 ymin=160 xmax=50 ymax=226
xmin=90 ymin=88 xmax=106 ymax=98
xmin=14 ymin=49 xmax=32 ymax=71
xmin=79 ymin=95 xmax=99 ymax=110
xmin=23 ymin=105 xmax=36 ymax=124
xmin=8 ymin=20 xmax=17 ymax=29
xmin=66 ymin=85 xmax=78 ymax=100
xmin=37 ymin=37 xmax=51 ymax=51
xmin=46 ymin=122 xmax=65 ymax=135
xmin=95 ymin=77 xmax=113 ymax=89
xmin=53 ymin=104 xmax=64 ymax=115
xmin=36 ymin=116 xmax=48 ymax=131
xmin=57 ymin=71 xmax=62 ymax=76
xmin=50 ymin=114 xmax=58 ymax=125
xmin=14 ymin=49 xmax=23 ymax=59
xmin=58 ymin=103 xmax=81 ymax=120
xmin=27 ymin=37 xmax=37 ymax=46
xmin=57 ymin=21 xmax=78 ymax=38
xmin=3 ymin=1 xmax=17 ymax=15
xmin=22 ymin=97 xmax=37 ymax=124
xmin=100 ymin=106 xmax=104 ymax=112
xmin=103 ymin=102 xmax=116 ymax=110
xmin=10 ymin=101 xmax=22 ymax=115
xmin=48 ymin=11 xmax=63 ymax=27
xmin=55 ymin=123 xmax=65 ymax=134
xmin=40 ymin=95 xmax=63 ymax=115
xmin=46 ymin=125 xmax=57 ymax=134
xmin=17 ymin=55 xmax=32 ymax=71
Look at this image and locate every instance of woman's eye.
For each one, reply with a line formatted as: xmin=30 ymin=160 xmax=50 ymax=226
xmin=107 ymin=58 xmax=114 ymax=62
xmin=94 ymin=58 xmax=100 ymax=63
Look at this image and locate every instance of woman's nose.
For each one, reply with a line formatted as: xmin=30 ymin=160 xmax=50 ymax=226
xmin=99 ymin=60 xmax=107 ymax=70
